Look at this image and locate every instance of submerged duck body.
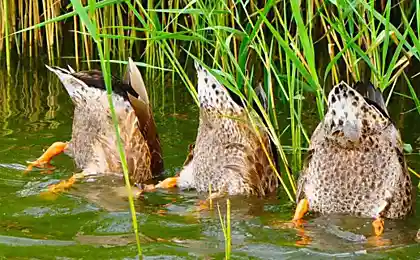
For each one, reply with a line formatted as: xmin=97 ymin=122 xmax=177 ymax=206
xmin=173 ymin=63 xmax=279 ymax=196
xmin=296 ymin=81 xmax=413 ymax=221
xmin=28 ymin=59 xmax=163 ymax=186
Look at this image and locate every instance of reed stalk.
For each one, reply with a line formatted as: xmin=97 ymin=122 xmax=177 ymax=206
xmin=3 ymin=0 xmax=11 ymax=74
xmin=217 ymin=199 xmax=231 ymax=260
xmin=70 ymin=0 xmax=143 ymax=257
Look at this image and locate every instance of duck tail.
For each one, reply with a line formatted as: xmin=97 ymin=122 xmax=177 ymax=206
xmin=124 ymin=58 xmax=164 ymax=176
xmin=46 ymin=64 xmax=111 ymax=104
xmin=353 ymin=81 xmax=389 ymax=117
xmin=45 ymin=65 xmax=84 ymax=100
xmin=124 ymin=58 xmax=149 ymax=105
xmin=124 ymin=58 xmax=151 ymax=128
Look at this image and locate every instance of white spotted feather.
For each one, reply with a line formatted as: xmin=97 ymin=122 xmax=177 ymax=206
xmin=194 ymin=61 xmax=242 ymax=113
xmin=324 ymin=81 xmax=389 ymax=144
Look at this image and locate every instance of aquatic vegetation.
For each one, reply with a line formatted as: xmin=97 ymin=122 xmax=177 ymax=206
xmin=2 ymin=0 xmax=420 ymax=257
xmin=218 ymin=199 xmax=232 ymax=260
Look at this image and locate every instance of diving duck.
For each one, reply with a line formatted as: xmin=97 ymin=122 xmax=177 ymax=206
xmin=156 ymin=62 xmax=279 ymax=198
xmin=293 ymin=81 xmax=414 ymax=236
xmin=26 ymin=58 xmax=163 ymax=192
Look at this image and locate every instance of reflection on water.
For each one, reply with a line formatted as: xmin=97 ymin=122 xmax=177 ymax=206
xmin=0 ymin=59 xmax=419 ymax=259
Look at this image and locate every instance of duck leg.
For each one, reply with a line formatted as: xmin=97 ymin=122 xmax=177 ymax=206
xmin=155 ymin=144 xmax=194 ymax=190
xmin=293 ymin=198 xmax=309 ymax=225
xmin=371 ymin=200 xmax=388 ymax=236
xmin=195 ymin=189 xmax=228 ymax=212
xmin=155 ymin=177 xmax=179 ymax=189
xmin=372 ymin=217 xmax=384 ymax=236
xmin=45 ymin=172 xmax=85 ymax=194
xmin=367 ymin=215 xmax=389 ymax=246
xmin=26 ymin=142 xmax=68 ymax=171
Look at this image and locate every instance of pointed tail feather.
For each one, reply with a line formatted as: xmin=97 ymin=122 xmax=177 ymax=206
xmin=125 ymin=59 xmax=163 ymax=176
xmin=124 ymin=58 xmax=151 ymax=130
xmin=325 ymin=81 xmax=392 ymax=145
xmin=124 ymin=58 xmax=149 ymax=105
xmin=67 ymin=65 xmax=76 ymax=73
xmin=45 ymin=65 xmax=87 ymax=99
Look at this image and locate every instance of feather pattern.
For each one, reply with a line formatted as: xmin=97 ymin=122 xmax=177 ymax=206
xmin=297 ymin=81 xmax=413 ymax=219
xmin=46 ymin=58 xmax=163 ymax=183
xmin=177 ymin=62 xmax=279 ymax=196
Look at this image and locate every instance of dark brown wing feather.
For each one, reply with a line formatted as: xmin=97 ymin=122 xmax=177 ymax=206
xmin=71 ymin=70 xmax=139 ymax=100
xmin=128 ymin=95 xmax=163 ymax=177
xmin=353 ymin=81 xmax=390 ymax=118
xmin=124 ymin=58 xmax=163 ymax=177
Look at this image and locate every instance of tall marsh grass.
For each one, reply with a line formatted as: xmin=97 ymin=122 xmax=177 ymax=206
xmin=3 ymin=2 xmax=420 ymax=256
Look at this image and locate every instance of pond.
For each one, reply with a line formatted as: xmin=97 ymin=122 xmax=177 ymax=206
xmin=0 ymin=59 xmax=420 ymax=259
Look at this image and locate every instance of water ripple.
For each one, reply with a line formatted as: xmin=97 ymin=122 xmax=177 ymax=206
xmin=0 ymin=235 xmax=75 ymax=247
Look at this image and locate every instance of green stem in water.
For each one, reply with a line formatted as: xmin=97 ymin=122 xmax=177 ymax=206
xmin=97 ymin=43 xmax=143 ymax=257
xmin=70 ymin=0 xmax=142 ymax=257
xmin=3 ymin=0 xmax=11 ymax=74
xmin=226 ymin=199 xmax=231 ymax=260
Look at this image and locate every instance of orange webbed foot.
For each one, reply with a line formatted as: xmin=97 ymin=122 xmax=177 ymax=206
xmin=372 ymin=217 xmax=385 ymax=236
xmin=367 ymin=235 xmax=391 ymax=247
xmin=155 ymin=177 xmax=178 ymax=189
xmin=196 ymin=199 xmax=210 ymax=211
xmin=41 ymin=172 xmax=84 ymax=196
xmin=292 ymin=198 xmax=309 ymax=225
xmin=291 ymin=199 xmax=311 ymax=246
xmin=26 ymin=142 xmax=68 ymax=172
xmin=193 ymin=191 xmax=226 ymax=212
xmin=48 ymin=176 xmax=76 ymax=193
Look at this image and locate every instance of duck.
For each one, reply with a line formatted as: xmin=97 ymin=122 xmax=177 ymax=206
xmin=155 ymin=62 xmax=279 ymax=198
xmin=26 ymin=58 xmax=163 ymax=192
xmin=293 ymin=81 xmax=414 ymax=236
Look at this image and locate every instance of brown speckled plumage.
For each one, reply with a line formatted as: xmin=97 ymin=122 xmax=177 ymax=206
xmin=177 ymin=62 xmax=279 ymax=196
xmin=46 ymin=58 xmax=163 ymax=184
xmin=297 ymin=81 xmax=413 ymax=219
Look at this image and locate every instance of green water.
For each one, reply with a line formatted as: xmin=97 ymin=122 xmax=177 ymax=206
xmin=0 ymin=60 xmax=420 ymax=259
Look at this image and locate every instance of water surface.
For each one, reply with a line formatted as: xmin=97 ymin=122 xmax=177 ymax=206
xmin=0 ymin=59 xmax=419 ymax=259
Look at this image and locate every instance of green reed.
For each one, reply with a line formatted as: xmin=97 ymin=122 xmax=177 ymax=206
xmin=70 ymin=0 xmax=143 ymax=257
xmin=217 ymin=199 xmax=231 ymax=260
xmin=2 ymin=0 xmax=11 ymax=73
